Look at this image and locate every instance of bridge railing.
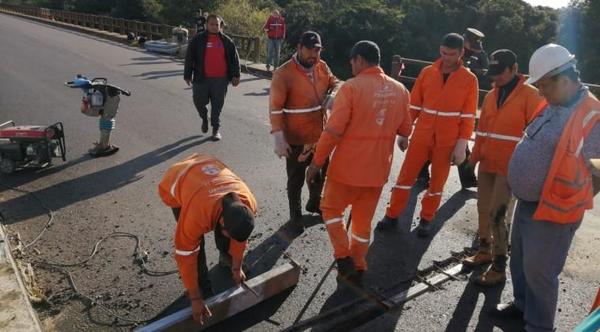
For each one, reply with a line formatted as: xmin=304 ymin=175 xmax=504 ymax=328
xmin=0 ymin=3 xmax=261 ymax=62
xmin=391 ymin=55 xmax=600 ymax=103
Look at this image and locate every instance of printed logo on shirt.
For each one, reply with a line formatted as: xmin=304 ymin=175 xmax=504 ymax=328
xmin=202 ymin=164 xmax=221 ymax=176
xmin=207 ymin=40 xmax=223 ymax=48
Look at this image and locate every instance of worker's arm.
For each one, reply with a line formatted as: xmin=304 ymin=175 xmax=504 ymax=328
xmin=409 ymin=70 xmax=425 ymax=121
xmin=458 ymin=76 xmax=478 ymax=140
xmin=228 ymin=239 xmax=248 ymax=285
xmin=525 ymin=88 xmax=545 ymax=123
xmin=311 ymin=83 xmax=353 ymax=169
xmin=183 ymin=37 xmax=195 ymax=84
xmin=396 ymin=88 xmax=413 ymax=151
xmin=269 ymin=71 xmax=291 ymax=157
xmin=470 ymin=93 xmax=491 ymax=165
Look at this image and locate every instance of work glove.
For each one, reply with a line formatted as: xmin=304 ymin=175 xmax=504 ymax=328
xmin=272 ymin=131 xmax=291 ymax=158
xmin=190 ymin=298 xmax=212 ymax=325
xmin=298 ymin=144 xmax=316 ymax=162
xmin=451 ymin=139 xmax=468 ymax=166
xmin=397 ymin=136 xmax=409 ymax=152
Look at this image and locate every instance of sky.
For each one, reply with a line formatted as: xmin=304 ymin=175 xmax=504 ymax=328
xmin=524 ymin=0 xmax=570 ymax=8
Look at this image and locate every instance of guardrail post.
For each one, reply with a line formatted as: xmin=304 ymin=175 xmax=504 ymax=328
xmin=253 ymin=37 xmax=260 ymax=63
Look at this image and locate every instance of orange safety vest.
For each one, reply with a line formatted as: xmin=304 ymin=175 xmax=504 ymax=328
xmin=269 ymin=57 xmax=339 ymax=145
xmin=409 ymin=59 xmax=479 ymax=147
xmin=312 ymin=66 xmax=412 ymax=187
xmin=471 ymin=75 xmax=543 ymax=175
xmin=533 ymin=91 xmax=600 ymax=223
xmin=158 ymin=153 xmax=257 ymax=292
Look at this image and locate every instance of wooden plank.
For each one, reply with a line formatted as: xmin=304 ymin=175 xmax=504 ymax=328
xmin=136 ymin=262 xmax=300 ymax=332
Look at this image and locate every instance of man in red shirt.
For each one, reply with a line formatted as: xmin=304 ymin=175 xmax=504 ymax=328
xmin=263 ymin=9 xmax=285 ymax=71
xmin=184 ymin=14 xmax=241 ymax=141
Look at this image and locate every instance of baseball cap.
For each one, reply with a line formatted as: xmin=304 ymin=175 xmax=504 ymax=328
xmin=299 ymin=31 xmax=322 ymax=48
xmin=487 ymin=49 xmax=517 ymax=76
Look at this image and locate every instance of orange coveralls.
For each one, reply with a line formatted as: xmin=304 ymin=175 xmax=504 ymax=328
xmin=386 ymin=59 xmax=478 ymax=222
xmin=158 ymin=153 xmax=257 ymax=296
xmin=312 ymin=66 xmax=412 ymax=270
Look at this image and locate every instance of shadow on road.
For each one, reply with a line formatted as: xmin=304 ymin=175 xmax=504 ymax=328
xmin=0 ymin=135 xmax=210 ymax=225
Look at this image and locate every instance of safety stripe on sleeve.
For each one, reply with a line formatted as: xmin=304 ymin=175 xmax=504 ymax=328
xmin=324 ymin=217 xmax=343 ymax=225
xmin=175 ymin=245 xmax=200 ymax=256
xmin=351 ymin=233 xmax=370 ymax=243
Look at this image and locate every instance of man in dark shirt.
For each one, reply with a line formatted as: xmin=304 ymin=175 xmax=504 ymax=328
xmin=193 ymin=9 xmax=206 ymax=34
xmin=184 ymin=14 xmax=241 ymax=141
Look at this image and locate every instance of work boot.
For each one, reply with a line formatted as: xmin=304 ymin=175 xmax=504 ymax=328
xmin=350 ymin=270 xmax=365 ymax=287
xmin=490 ymin=302 xmax=523 ymax=319
xmin=287 ymin=214 xmax=304 ymax=235
xmin=375 ymin=215 xmax=397 ymax=231
xmin=211 ymin=129 xmax=222 ymax=141
xmin=201 ymin=117 xmax=208 ymax=134
xmin=305 ymin=196 xmax=321 ymax=214
xmin=475 ymin=265 xmax=506 ymax=286
xmin=463 ymin=240 xmax=492 ymax=266
xmin=335 ymin=257 xmax=357 ymax=284
xmin=416 ymin=219 xmax=432 ymax=238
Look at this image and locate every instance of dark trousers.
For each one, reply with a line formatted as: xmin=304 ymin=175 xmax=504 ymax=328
xmin=286 ymin=145 xmax=327 ymax=219
xmin=196 ymin=222 xmax=231 ymax=297
xmin=192 ymin=78 xmax=229 ymax=131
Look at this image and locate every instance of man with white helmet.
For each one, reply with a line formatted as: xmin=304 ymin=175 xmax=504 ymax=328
xmin=492 ymin=43 xmax=600 ymax=332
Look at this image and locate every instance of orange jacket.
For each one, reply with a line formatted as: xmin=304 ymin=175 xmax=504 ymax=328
xmin=158 ymin=153 xmax=257 ymax=294
xmin=269 ymin=56 xmax=340 ymax=145
xmin=312 ymin=66 xmax=412 ymax=187
xmin=409 ymin=59 xmax=478 ymax=147
xmin=533 ymin=91 xmax=600 ymax=224
xmin=471 ymin=75 xmax=543 ymax=175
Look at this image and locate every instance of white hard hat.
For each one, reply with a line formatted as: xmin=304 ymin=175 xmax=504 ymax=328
xmin=526 ymin=43 xmax=576 ymax=84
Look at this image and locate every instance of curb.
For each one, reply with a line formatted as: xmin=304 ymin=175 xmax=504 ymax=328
xmin=0 ymin=223 xmax=43 ymax=332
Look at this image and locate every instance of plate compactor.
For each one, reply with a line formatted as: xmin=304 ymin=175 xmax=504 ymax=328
xmin=65 ymin=75 xmax=131 ymax=157
xmin=0 ymin=121 xmax=66 ymax=174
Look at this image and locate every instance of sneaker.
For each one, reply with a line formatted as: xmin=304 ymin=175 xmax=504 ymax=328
xmin=305 ymin=197 xmax=321 ymax=214
xmin=463 ymin=250 xmax=493 ymax=267
xmin=475 ymin=266 xmax=506 ymax=286
xmin=490 ymin=302 xmax=523 ymax=319
xmin=201 ymin=118 xmax=209 ymax=134
xmin=211 ymin=132 xmax=222 ymax=141
xmin=375 ymin=216 xmax=397 ymax=231
xmin=416 ymin=219 xmax=432 ymax=238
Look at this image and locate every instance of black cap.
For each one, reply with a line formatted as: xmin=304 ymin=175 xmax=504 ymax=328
xmin=350 ymin=40 xmax=380 ymax=65
xmin=222 ymin=201 xmax=254 ymax=242
xmin=487 ymin=49 xmax=517 ymax=76
xmin=299 ymin=31 xmax=322 ymax=48
xmin=464 ymin=28 xmax=484 ymax=51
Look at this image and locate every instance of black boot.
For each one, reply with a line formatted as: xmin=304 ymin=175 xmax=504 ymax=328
xmin=375 ymin=215 xmax=398 ymax=231
xmin=416 ymin=219 xmax=433 ymax=237
xmin=335 ymin=257 xmax=357 ymax=285
xmin=305 ymin=196 xmax=321 ymax=214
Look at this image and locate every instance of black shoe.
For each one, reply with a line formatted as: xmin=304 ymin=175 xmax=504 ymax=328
xmin=375 ymin=215 xmax=397 ymax=231
xmin=201 ymin=118 xmax=208 ymax=134
xmin=349 ymin=270 xmax=364 ymax=287
xmin=305 ymin=197 xmax=321 ymax=214
xmin=335 ymin=257 xmax=357 ymax=284
xmin=490 ymin=302 xmax=523 ymax=319
xmin=416 ymin=219 xmax=432 ymax=238
xmin=211 ymin=131 xmax=222 ymax=141
xmin=287 ymin=215 xmax=304 ymax=235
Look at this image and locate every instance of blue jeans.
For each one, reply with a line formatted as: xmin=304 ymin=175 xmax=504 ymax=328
xmin=266 ymin=38 xmax=282 ymax=67
xmin=510 ymin=200 xmax=581 ymax=332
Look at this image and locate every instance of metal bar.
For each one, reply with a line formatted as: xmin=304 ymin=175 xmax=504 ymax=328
xmin=135 ymin=262 xmax=300 ymax=332
xmin=285 ymin=264 xmax=463 ymax=331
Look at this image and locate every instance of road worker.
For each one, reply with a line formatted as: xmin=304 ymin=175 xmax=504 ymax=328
xmin=269 ymin=31 xmax=340 ymax=234
xmin=376 ymin=33 xmax=478 ymax=237
xmin=306 ymin=40 xmax=412 ymax=285
xmin=461 ymin=49 xmax=543 ymax=286
xmin=158 ymin=153 xmax=257 ymax=325
xmin=492 ymin=44 xmax=600 ymax=332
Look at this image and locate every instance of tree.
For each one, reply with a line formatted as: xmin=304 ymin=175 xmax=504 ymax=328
xmin=111 ymin=0 xmax=162 ymax=23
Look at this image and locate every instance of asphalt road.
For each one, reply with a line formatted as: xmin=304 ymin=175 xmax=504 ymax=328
xmin=0 ymin=13 xmax=598 ymax=332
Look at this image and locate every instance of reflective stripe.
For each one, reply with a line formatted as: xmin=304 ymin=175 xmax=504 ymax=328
xmin=575 ymin=139 xmax=584 ymax=157
xmin=409 ymin=105 xmax=422 ymax=111
xmin=270 ymin=110 xmax=284 ymax=115
xmin=170 ymin=160 xmax=207 ymax=197
xmin=394 ymin=185 xmax=412 ymax=190
xmin=325 ymin=217 xmax=343 ymax=225
xmin=475 ymin=131 xmax=522 ymax=142
xmin=582 ymin=110 xmax=600 ymax=128
xmin=426 ymin=191 xmax=442 ymax=196
xmin=282 ymin=106 xmax=322 ymax=114
xmin=422 ymin=108 xmax=461 ymax=117
xmin=324 ymin=127 xmax=342 ymax=138
xmin=460 ymin=114 xmax=475 ymax=118
xmin=541 ymin=199 xmax=589 ymax=213
xmin=352 ymin=233 xmax=370 ymax=243
xmin=175 ymin=245 xmax=200 ymax=256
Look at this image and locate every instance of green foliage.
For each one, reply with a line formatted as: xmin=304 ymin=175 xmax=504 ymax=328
xmin=111 ymin=0 xmax=162 ymax=22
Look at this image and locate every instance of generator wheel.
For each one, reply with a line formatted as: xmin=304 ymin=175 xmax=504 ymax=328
xmin=0 ymin=158 xmax=16 ymax=174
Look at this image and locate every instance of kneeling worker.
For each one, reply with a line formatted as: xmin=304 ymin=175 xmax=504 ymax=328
xmin=158 ymin=153 xmax=257 ymax=325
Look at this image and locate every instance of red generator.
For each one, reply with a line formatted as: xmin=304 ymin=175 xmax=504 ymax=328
xmin=0 ymin=121 xmax=66 ymax=174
